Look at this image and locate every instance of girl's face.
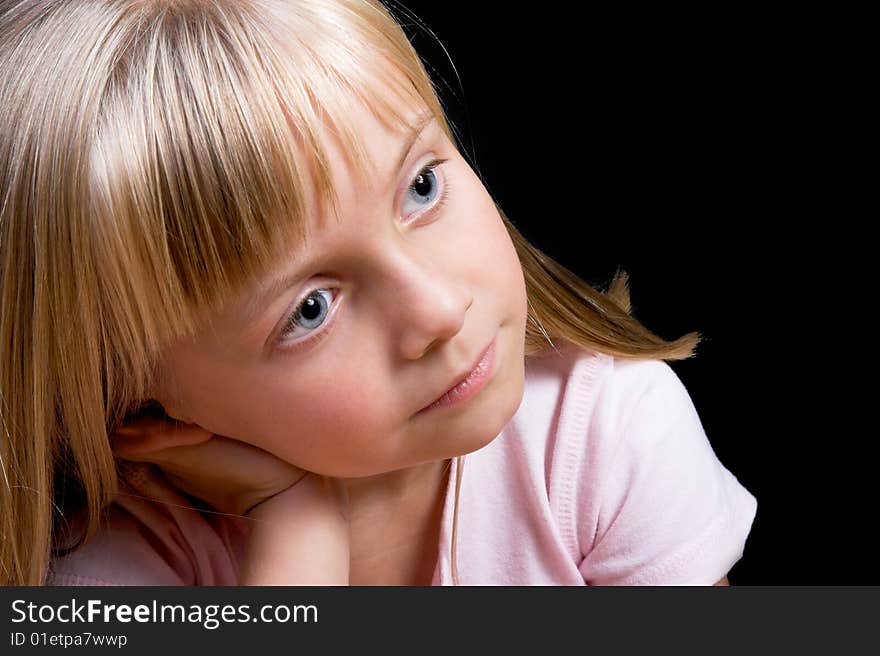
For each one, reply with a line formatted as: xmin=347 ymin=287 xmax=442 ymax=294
xmin=154 ymin=98 xmax=528 ymax=477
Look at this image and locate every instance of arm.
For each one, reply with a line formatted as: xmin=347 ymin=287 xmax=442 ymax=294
xmin=714 ymin=576 xmax=730 ymax=586
xmin=112 ymin=416 xmax=350 ymax=585
xmin=240 ymin=475 xmax=349 ymax=585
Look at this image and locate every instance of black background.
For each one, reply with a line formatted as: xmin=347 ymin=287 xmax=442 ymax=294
xmin=393 ymin=2 xmax=870 ymax=584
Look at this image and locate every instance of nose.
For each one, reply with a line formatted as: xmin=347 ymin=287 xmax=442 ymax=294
xmin=383 ymin=249 xmax=474 ymax=361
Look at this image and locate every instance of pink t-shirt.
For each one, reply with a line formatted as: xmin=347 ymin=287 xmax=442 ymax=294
xmin=47 ymin=344 xmax=758 ymax=585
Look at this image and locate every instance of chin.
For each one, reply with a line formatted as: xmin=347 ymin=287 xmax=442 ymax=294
xmin=445 ymin=358 xmax=526 ymax=460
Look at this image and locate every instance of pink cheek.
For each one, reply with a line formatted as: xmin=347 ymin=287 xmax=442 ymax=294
xmin=338 ymin=399 xmax=382 ymax=440
xmin=301 ymin=393 xmax=379 ymax=442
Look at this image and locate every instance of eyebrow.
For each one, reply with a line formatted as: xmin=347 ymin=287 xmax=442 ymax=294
xmin=239 ymin=110 xmax=437 ymax=331
xmin=393 ymin=109 xmax=436 ymax=179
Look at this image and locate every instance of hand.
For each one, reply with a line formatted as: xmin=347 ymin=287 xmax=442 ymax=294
xmin=111 ymin=413 xmax=309 ymax=517
xmin=241 ymin=472 xmax=351 ymax=585
xmin=112 ymin=411 xmax=351 ymax=584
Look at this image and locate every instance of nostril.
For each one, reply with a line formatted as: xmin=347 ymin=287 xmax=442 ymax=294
xmin=420 ymin=339 xmax=441 ymax=358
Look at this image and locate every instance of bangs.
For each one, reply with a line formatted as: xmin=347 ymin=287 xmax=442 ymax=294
xmin=89 ymin=0 xmax=447 ymax=352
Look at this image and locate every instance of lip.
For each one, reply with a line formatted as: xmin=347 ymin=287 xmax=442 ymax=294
xmin=416 ymin=336 xmax=497 ymax=415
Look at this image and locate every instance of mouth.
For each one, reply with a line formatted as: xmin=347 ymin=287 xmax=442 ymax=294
xmin=416 ymin=336 xmax=497 ymax=415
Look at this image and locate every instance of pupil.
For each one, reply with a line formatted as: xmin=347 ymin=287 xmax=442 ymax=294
xmin=301 ymin=296 xmax=321 ymax=320
xmin=415 ymin=171 xmax=432 ymax=196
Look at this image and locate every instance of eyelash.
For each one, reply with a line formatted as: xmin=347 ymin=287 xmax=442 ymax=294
xmin=405 ymin=157 xmax=451 ymax=225
xmin=276 ymin=159 xmax=452 ymax=349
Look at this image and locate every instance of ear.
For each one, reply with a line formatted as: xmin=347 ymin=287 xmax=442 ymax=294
xmin=111 ymin=410 xmax=212 ymax=461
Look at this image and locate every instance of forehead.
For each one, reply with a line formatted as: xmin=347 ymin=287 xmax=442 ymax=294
xmin=273 ymin=50 xmax=437 ymax=228
xmin=306 ymin=102 xmax=438 ymax=229
xmin=275 ymin=86 xmax=439 ymax=253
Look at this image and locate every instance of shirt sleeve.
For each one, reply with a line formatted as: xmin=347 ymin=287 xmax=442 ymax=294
xmin=46 ymin=505 xmax=192 ymax=586
xmin=578 ymin=359 xmax=758 ymax=585
xmin=46 ymin=463 xmax=249 ymax=586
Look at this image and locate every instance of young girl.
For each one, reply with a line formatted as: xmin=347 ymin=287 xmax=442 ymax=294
xmin=0 ymin=0 xmax=757 ymax=586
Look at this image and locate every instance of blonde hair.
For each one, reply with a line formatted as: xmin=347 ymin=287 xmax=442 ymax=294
xmin=0 ymin=0 xmax=699 ymax=585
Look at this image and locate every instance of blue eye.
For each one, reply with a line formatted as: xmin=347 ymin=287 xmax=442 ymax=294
xmin=402 ymin=159 xmax=450 ymax=220
xmin=280 ymin=288 xmax=335 ymax=342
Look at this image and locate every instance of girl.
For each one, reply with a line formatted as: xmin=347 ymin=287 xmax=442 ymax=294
xmin=0 ymin=0 xmax=757 ymax=586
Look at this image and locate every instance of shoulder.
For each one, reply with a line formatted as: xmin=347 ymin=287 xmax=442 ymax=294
xmin=529 ymin=345 xmax=706 ymax=487
xmin=481 ymin=344 xmax=685 ymax=498
xmin=473 ymin=344 xmax=757 ymax=584
xmin=593 ymin=354 xmax=698 ymax=447
xmin=48 ymin=463 xmax=248 ymax=586
xmin=513 ymin=344 xmax=687 ymax=460
xmin=524 ymin=342 xmax=684 ymax=409
xmin=505 ymin=344 xmax=702 ymax=525
xmin=460 ymin=345 xmax=695 ymax=564
xmin=48 ymin=503 xmax=190 ymax=586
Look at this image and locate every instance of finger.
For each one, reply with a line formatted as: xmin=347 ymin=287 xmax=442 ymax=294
xmin=110 ymin=417 xmax=213 ymax=460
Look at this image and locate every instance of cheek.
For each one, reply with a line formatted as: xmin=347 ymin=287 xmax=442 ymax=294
xmin=464 ymin=185 xmax=529 ymax=320
xmin=456 ymin=168 xmax=520 ymax=265
xmin=240 ymin=368 xmax=396 ymax=476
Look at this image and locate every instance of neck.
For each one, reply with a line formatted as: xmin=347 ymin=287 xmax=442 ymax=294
xmin=342 ymin=459 xmax=450 ymax=510
xmin=343 ymin=459 xmax=451 ymax=585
